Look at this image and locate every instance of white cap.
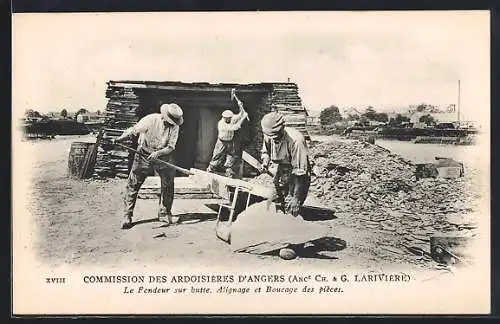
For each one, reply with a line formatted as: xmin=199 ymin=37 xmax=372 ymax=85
xmin=222 ymin=110 xmax=234 ymax=118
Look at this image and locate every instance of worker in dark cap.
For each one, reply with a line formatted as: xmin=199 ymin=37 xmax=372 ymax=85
xmin=260 ymin=111 xmax=311 ymax=216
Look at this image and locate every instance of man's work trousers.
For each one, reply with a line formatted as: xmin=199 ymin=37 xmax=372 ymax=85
xmin=124 ymin=150 xmax=175 ymax=220
xmin=208 ymin=138 xmax=239 ymax=171
xmin=272 ymin=163 xmax=311 ymax=208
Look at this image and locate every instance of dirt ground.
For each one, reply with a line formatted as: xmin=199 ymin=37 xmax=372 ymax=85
xmin=23 ymin=135 xmax=479 ymax=279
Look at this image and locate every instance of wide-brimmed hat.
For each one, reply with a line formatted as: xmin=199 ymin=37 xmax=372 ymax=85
xmin=222 ymin=110 xmax=234 ymax=118
xmin=160 ymin=103 xmax=184 ymax=126
xmin=261 ymin=111 xmax=285 ymax=137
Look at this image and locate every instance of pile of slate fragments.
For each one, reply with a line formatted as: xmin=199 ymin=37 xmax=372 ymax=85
xmin=251 ymin=139 xmax=482 ymax=266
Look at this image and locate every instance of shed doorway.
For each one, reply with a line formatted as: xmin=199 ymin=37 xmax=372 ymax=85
xmin=137 ymin=89 xmax=256 ymax=175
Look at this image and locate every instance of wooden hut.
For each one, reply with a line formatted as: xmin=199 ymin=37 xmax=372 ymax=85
xmin=94 ymin=80 xmax=309 ymax=178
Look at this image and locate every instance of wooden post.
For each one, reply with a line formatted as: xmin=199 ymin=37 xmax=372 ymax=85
xmin=239 ymin=161 xmax=244 ymax=179
xmin=457 ymin=79 xmax=461 ymax=126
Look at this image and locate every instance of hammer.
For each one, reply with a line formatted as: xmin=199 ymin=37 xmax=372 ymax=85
xmin=231 ymin=88 xmax=250 ymax=121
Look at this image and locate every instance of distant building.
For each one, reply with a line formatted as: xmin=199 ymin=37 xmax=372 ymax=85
xmin=305 ymin=110 xmax=321 ymax=126
xmin=409 ymin=111 xmax=482 ymax=130
xmin=347 ymin=120 xmax=359 ymax=127
xmin=306 ymin=116 xmax=321 ymax=126
xmin=24 ymin=116 xmax=43 ymax=122
xmin=410 ymin=112 xmax=456 ymax=125
xmin=368 ymin=120 xmax=385 ymax=127
xmin=387 ymin=111 xmax=408 ymax=120
xmin=77 ymin=112 xmax=105 ymax=124
xmin=45 ymin=112 xmax=58 ymax=119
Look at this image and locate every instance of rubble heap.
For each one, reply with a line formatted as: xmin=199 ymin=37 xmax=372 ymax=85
xmin=306 ymin=141 xmax=478 ymax=221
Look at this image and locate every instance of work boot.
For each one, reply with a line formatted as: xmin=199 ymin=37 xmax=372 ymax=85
xmin=158 ymin=213 xmax=181 ymax=225
xmin=121 ymin=213 xmax=133 ymax=230
xmin=158 ymin=208 xmax=173 ymax=225
xmin=171 ymin=214 xmax=180 ymax=224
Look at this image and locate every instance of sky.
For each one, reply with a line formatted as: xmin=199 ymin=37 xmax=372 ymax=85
xmin=12 ymin=11 xmax=490 ymax=122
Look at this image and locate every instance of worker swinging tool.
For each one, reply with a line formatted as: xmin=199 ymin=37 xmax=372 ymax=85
xmin=206 ymin=88 xmax=249 ymax=178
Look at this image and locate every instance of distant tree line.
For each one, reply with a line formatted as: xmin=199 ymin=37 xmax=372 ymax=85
xmin=24 ymin=109 xmax=43 ymax=119
xmin=319 ymin=105 xmax=343 ymax=125
xmin=318 ymin=103 xmax=442 ymax=127
xmin=319 ymin=105 xmax=389 ymax=126
xmin=418 ymin=114 xmax=437 ymax=125
xmin=388 ymin=114 xmax=410 ymax=126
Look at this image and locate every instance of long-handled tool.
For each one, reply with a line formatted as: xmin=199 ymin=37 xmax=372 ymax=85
xmin=113 ymin=141 xmax=193 ymax=176
xmin=231 ymin=88 xmax=250 ymax=122
xmin=242 ymin=151 xmax=275 ymax=177
xmin=106 ymin=139 xmax=275 ymax=200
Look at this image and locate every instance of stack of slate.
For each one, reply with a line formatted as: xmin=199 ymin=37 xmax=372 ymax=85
xmin=270 ymin=83 xmax=302 ymax=111
xmin=270 ymin=83 xmax=308 ymax=138
xmin=93 ymin=129 xmax=135 ymax=178
xmin=103 ymin=85 xmax=141 ymax=129
xmin=93 ymin=84 xmax=141 ymax=178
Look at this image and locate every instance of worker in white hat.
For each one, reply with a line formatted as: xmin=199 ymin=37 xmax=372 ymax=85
xmin=260 ymin=111 xmax=311 ymax=216
xmin=113 ymin=103 xmax=184 ymax=229
xmin=206 ymin=89 xmax=248 ymax=178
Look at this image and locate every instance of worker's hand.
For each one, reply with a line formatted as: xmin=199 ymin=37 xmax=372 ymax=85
xmin=231 ymin=88 xmax=236 ymax=100
xmin=259 ymin=156 xmax=269 ymax=173
xmin=113 ymin=136 xmax=125 ymax=144
xmin=262 ymin=156 xmax=270 ymax=168
xmin=285 ymin=196 xmax=300 ymax=217
xmin=112 ymin=137 xmax=124 ymax=145
xmin=267 ymin=163 xmax=278 ymax=176
xmin=147 ymin=150 xmax=162 ymax=160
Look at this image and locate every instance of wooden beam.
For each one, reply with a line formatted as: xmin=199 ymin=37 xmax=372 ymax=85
xmin=189 ymin=168 xmax=275 ymax=200
xmin=109 ymin=82 xmax=269 ymax=93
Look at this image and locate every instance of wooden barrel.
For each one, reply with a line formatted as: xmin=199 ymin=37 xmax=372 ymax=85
xmin=68 ymin=142 xmax=95 ymax=179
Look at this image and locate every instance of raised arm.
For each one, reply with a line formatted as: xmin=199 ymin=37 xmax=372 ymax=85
xmin=234 ymin=94 xmax=245 ymax=113
xmin=218 ymin=111 xmax=248 ymax=131
xmin=231 ymin=90 xmax=248 ymax=122
xmin=260 ymin=136 xmax=271 ymax=168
